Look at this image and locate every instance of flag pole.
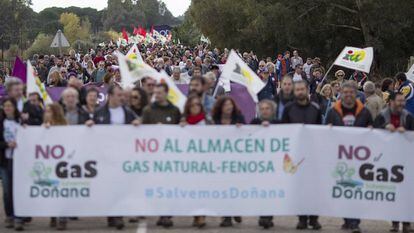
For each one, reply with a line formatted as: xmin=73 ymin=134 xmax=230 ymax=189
xmin=321 ymin=62 xmax=335 ymax=83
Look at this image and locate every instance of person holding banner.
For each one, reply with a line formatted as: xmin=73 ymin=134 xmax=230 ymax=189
xmin=89 ymin=84 xmax=139 ymax=230
xmin=80 ymin=88 xmax=100 ymax=121
xmin=250 ymin=99 xmax=280 ymax=229
xmin=211 ymin=96 xmax=245 ymax=227
xmin=180 ymin=94 xmax=212 ymax=228
xmin=43 ymin=103 xmax=71 ymax=230
xmin=373 ymin=91 xmax=413 ymax=233
xmin=142 ymin=83 xmax=181 ymax=228
xmin=0 ymin=98 xmax=25 ymax=231
xmin=281 ymin=80 xmax=323 ymax=230
xmin=325 ymin=81 xmax=373 ymax=233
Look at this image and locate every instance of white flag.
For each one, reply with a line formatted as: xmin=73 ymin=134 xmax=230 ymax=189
xmin=406 ymin=63 xmax=414 ymax=83
xmin=153 ymin=71 xmax=187 ymax=112
xmin=221 ymin=50 xmax=265 ymax=102
xmin=333 ymin=46 xmax=374 ymax=73
xmin=26 ymin=62 xmax=52 ymax=104
xmin=117 ymin=52 xmax=139 ymax=89
xmin=200 ymin=35 xmax=211 ymax=44
xmin=126 ymin=44 xmax=143 ymax=63
xmin=117 ymin=53 xmax=187 ymax=111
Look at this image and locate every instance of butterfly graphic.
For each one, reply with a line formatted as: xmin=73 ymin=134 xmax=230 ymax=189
xmin=283 ymin=154 xmax=305 ymax=174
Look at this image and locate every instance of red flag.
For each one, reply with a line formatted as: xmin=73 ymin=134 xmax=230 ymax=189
xmin=122 ymin=27 xmax=129 ymax=42
xmin=138 ymin=26 xmax=146 ymax=37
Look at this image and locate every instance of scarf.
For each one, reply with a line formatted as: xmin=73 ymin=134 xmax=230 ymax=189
xmin=186 ymin=113 xmax=205 ymax=125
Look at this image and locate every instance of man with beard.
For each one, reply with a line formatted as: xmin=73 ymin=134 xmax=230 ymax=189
xmin=275 ymin=75 xmax=294 ymax=120
xmin=374 ymin=92 xmax=413 ymax=233
xmin=189 ymin=77 xmax=215 ymax=116
xmin=325 ymin=81 xmax=373 ymax=233
xmin=282 ymin=80 xmax=322 ymax=230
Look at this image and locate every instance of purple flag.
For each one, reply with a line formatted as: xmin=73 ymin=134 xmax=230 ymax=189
xmin=12 ymin=56 xmax=27 ymax=83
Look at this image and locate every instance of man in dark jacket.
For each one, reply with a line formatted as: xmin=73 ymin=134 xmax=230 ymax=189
xmin=142 ymin=83 xmax=181 ymax=125
xmin=141 ymin=83 xmax=180 ymax=228
xmin=89 ymin=85 xmax=138 ymax=230
xmin=93 ymin=85 xmax=138 ymax=125
xmin=282 ymin=80 xmax=322 ymax=125
xmin=374 ymin=92 xmax=414 ymax=130
xmin=325 ymin=80 xmax=373 ymax=233
xmin=325 ymin=81 xmax=373 ymax=128
xmin=281 ymin=80 xmax=322 ymax=230
xmin=374 ymin=92 xmax=413 ymax=233
xmin=22 ymin=93 xmax=43 ymax=125
xmin=275 ymin=75 xmax=294 ymax=120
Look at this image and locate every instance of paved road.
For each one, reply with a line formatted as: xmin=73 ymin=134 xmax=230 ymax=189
xmin=0 ymin=185 xmax=402 ymax=233
xmin=0 ymin=214 xmax=399 ymax=232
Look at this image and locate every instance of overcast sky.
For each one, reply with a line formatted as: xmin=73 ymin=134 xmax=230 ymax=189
xmin=31 ymin=0 xmax=191 ymax=17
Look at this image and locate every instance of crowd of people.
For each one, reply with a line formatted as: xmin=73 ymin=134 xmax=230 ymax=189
xmin=0 ymin=38 xmax=413 ymax=233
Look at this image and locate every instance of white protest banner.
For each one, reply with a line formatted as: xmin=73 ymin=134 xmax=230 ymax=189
xmin=14 ymin=125 xmax=414 ymax=221
xmin=221 ymin=50 xmax=265 ymax=102
xmin=333 ymin=46 xmax=374 ymax=73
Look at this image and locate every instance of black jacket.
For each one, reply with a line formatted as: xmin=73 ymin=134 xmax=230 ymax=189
xmin=373 ymin=107 xmax=414 ymax=130
xmin=274 ymin=91 xmax=294 ymax=119
xmin=22 ymin=102 xmax=43 ymax=125
xmin=282 ymin=101 xmax=322 ymax=124
xmin=325 ymin=100 xmax=373 ymax=127
xmin=93 ymin=105 xmax=137 ymax=125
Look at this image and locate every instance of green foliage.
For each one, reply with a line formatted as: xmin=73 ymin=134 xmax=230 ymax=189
xmin=103 ymin=0 xmax=181 ymax=32
xmin=59 ymin=12 xmax=91 ymax=46
xmin=173 ymin=10 xmax=201 ymax=46
xmin=189 ymin=0 xmax=414 ymax=76
xmin=24 ymin=33 xmax=54 ymax=58
xmin=7 ymin=44 xmax=20 ymax=58
xmin=0 ymin=0 xmax=36 ymax=47
xmin=60 ymin=12 xmax=82 ymax=44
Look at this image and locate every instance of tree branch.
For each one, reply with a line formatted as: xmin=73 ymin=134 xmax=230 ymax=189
xmin=327 ymin=23 xmax=361 ymax=31
xmin=330 ymin=3 xmax=358 ymax=14
xmin=298 ymin=5 xmax=319 ymax=19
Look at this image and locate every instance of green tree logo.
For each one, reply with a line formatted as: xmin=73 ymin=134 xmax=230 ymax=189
xmin=332 ymin=162 xmax=362 ymax=188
